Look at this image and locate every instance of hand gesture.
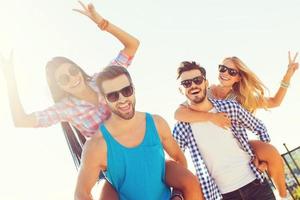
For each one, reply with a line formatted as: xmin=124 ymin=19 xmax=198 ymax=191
xmin=286 ymin=51 xmax=299 ymax=79
xmin=252 ymin=156 xmax=268 ymax=173
xmin=73 ymin=1 xmax=104 ymax=25
xmin=0 ymin=51 xmax=14 ymax=79
xmin=211 ymin=112 xmax=232 ymax=129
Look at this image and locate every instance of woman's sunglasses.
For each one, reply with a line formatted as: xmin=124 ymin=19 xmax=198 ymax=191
xmin=57 ymin=67 xmax=80 ymax=86
xmin=105 ymin=85 xmax=134 ymax=103
xmin=180 ymin=76 xmax=205 ymax=88
xmin=218 ymin=65 xmax=240 ymax=76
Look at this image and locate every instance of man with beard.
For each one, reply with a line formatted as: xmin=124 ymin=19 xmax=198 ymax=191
xmin=173 ymin=61 xmax=276 ymax=200
xmin=74 ymin=65 xmax=199 ymax=200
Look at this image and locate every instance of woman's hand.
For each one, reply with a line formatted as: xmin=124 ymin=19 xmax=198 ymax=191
xmin=210 ymin=112 xmax=232 ymax=129
xmin=0 ymin=51 xmax=14 ymax=80
xmin=73 ymin=1 xmax=104 ymax=25
xmin=252 ymin=156 xmax=268 ymax=173
xmin=284 ymin=51 xmax=299 ymax=81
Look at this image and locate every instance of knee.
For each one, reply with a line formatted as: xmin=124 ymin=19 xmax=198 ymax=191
xmin=181 ymin=174 xmax=200 ymax=191
xmin=250 ymin=141 xmax=282 ymax=163
xmin=165 ymin=160 xmax=200 ymax=191
xmin=262 ymin=146 xmax=283 ymax=166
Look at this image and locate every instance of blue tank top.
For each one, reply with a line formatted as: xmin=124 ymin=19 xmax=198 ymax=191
xmin=100 ymin=113 xmax=171 ymax=200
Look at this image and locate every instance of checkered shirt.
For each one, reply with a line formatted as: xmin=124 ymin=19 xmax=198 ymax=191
xmin=173 ymin=98 xmax=270 ymax=200
xmin=34 ymin=51 xmax=133 ymax=137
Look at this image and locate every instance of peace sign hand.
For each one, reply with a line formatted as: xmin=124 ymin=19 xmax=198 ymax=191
xmin=286 ymin=51 xmax=299 ymax=78
xmin=73 ymin=1 xmax=104 ymax=25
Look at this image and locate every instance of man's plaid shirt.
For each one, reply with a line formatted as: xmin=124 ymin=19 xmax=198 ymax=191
xmin=173 ymin=98 xmax=271 ymax=200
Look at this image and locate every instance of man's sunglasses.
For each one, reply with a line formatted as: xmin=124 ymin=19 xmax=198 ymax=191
xmin=57 ymin=67 xmax=80 ymax=86
xmin=180 ymin=76 xmax=205 ymax=88
xmin=218 ymin=65 xmax=240 ymax=76
xmin=105 ymin=85 xmax=134 ymax=103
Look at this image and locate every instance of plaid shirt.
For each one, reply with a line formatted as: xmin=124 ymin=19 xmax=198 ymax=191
xmin=34 ymin=51 xmax=133 ymax=137
xmin=173 ymin=98 xmax=270 ymax=200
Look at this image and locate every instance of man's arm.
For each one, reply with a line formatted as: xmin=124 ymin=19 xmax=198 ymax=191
xmin=236 ymin=103 xmax=270 ymax=142
xmin=75 ymin=132 xmax=107 ymax=200
xmin=153 ymin=115 xmax=187 ymax=168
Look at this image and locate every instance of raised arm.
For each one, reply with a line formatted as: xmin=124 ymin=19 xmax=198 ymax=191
xmin=0 ymin=52 xmax=38 ymax=127
xmin=153 ymin=115 xmax=187 ymax=168
xmin=73 ymin=1 xmax=139 ymax=57
xmin=75 ymin=133 xmax=106 ymax=200
xmin=175 ymin=104 xmax=231 ymax=129
xmin=265 ymin=51 xmax=298 ymax=108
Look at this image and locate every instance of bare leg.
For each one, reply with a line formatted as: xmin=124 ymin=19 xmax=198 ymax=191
xmin=99 ymin=161 xmax=204 ymax=200
xmin=99 ymin=180 xmax=118 ymax=200
xmin=249 ymin=140 xmax=287 ymax=198
xmin=165 ymin=160 xmax=204 ymax=200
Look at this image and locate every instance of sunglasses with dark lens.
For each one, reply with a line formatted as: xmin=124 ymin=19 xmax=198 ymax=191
xmin=105 ymin=85 xmax=134 ymax=103
xmin=57 ymin=67 xmax=80 ymax=86
xmin=218 ymin=65 xmax=240 ymax=76
xmin=180 ymin=76 xmax=205 ymax=88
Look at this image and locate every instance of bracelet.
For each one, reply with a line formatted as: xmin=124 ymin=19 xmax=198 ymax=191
xmin=97 ymin=19 xmax=109 ymax=31
xmin=280 ymin=81 xmax=290 ymax=89
xmin=171 ymin=193 xmax=184 ymax=200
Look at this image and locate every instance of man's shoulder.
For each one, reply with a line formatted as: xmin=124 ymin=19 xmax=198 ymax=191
xmin=151 ymin=113 xmax=164 ymax=123
xmin=84 ymin=130 xmax=106 ymax=154
xmin=209 ymin=98 xmax=240 ymax=109
xmin=148 ymin=113 xmax=169 ymax=132
xmin=173 ymin=121 xmax=191 ymax=132
xmin=210 ymin=98 xmax=238 ymax=104
xmin=141 ymin=112 xmax=166 ymax=126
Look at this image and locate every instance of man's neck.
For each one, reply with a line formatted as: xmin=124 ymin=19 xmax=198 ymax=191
xmin=108 ymin=112 xmax=139 ymax=129
xmin=188 ymin=97 xmax=214 ymax=112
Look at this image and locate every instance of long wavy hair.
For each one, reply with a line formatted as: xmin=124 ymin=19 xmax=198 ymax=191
xmin=46 ymin=56 xmax=92 ymax=102
xmin=223 ymin=56 xmax=268 ymax=113
xmin=45 ymin=57 xmax=92 ymax=169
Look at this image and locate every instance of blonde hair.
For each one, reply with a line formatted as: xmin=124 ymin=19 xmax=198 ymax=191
xmin=223 ymin=56 xmax=268 ymax=113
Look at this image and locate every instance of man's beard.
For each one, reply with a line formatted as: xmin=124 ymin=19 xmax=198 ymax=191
xmin=110 ymin=100 xmax=136 ymax=120
xmin=188 ymin=88 xmax=206 ymax=104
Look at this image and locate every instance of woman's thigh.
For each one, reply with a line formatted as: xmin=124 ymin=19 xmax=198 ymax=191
xmin=165 ymin=160 xmax=200 ymax=190
xmin=99 ymin=180 xmax=118 ymax=200
xmin=249 ymin=140 xmax=280 ymax=161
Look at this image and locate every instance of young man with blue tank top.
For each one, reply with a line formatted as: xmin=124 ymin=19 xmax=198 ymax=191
xmin=74 ymin=65 xmax=200 ymax=200
xmin=173 ymin=61 xmax=276 ymax=200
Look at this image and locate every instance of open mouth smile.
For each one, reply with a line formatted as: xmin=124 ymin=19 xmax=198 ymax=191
xmin=189 ymin=88 xmax=201 ymax=95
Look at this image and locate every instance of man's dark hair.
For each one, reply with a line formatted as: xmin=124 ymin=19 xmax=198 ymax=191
xmin=177 ymin=61 xmax=206 ymax=79
xmin=96 ymin=65 xmax=133 ymax=95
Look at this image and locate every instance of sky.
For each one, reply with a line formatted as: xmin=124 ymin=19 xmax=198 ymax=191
xmin=0 ymin=0 xmax=300 ymax=199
